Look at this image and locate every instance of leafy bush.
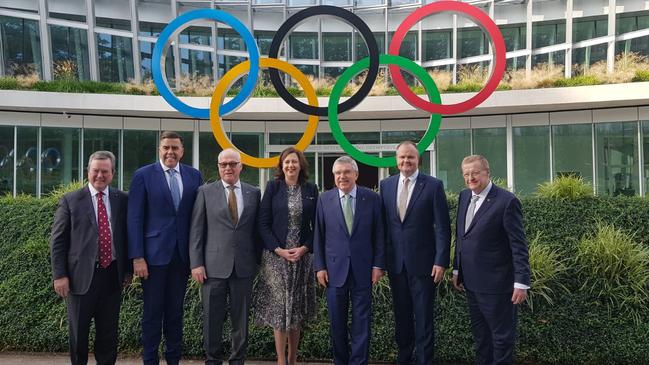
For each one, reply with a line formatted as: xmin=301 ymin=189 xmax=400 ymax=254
xmin=536 ymin=176 xmax=593 ymax=199
xmin=0 ymin=77 xmax=19 ymax=90
xmin=632 ymin=69 xmax=649 ymax=82
xmin=526 ymin=233 xmax=567 ymax=310
xmin=575 ymin=222 xmax=649 ymax=322
xmin=3 ymin=185 xmax=649 ymax=363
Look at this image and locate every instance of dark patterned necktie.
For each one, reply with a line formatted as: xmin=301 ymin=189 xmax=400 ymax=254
xmin=97 ymin=191 xmax=112 ymax=268
xmin=228 ymin=185 xmax=239 ymax=226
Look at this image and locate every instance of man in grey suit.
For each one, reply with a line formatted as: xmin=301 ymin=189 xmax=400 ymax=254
xmin=189 ymin=148 xmax=262 ymax=365
xmin=50 ymin=151 xmax=131 ymax=365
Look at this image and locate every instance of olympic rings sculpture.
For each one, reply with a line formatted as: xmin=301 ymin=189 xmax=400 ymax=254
xmin=152 ymin=1 xmax=506 ymax=168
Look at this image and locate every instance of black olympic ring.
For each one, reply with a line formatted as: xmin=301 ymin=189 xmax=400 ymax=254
xmin=268 ymin=5 xmax=380 ymax=117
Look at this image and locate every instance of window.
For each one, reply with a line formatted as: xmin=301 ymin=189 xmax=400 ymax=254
xmin=423 ymin=30 xmax=451 ymax=61
xmin=323 ymin=33 xmax=352 ymax=62
xmin=15 ymin=126 xmax=38 ymax=195
xmin=0 ymin=16 xmax=42 ymax=77
xmin=123 ymin=130 xmax=157 ymax=189
xmin=436 ymin=129 xmax=470 ymax=193
xmin=41 ymin=128 xmax=81 ymax=195
xmin=473 ymin=128 xmax=507 ymax=184
xmin=140 ymin=42 xmax=175 ymax=85
xmin=97 ymin=33 xmax=134 ymax=82
xmin=595 ymin=122 xmax=638 ymax=196
xmin=513 ymin=126 xmax=550 ymax=195
xmin=552 ymin=124 xmax=593 ymax=183
xmin=49 ymin=25 xmax=91 ymax=80
xmin=83 ymin=129 xmax=120 ymax=188
xmin=0 ymin=126 xmax=14 ymax=196
xmin=290 ymin=33 xmax=318 ymax=59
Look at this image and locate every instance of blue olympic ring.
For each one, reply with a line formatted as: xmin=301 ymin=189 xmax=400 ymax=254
xmin=152 ymin=9 xmax=260 ymax=119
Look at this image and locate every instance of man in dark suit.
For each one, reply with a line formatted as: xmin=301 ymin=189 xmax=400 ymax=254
xmin=189 ymin=148 xmax=261 ymax=365
xmin=380 ymin=141 xmax=451 ymax=365
xmin=50 ymin=150 xmax=131 ymax=365
xmin=453 ymin=155 xmax=531 ymax=365
xmin=314 ymin=155 xmax=385 ymax=365
xmin=128 ymin=131 xmax=203 ymax=365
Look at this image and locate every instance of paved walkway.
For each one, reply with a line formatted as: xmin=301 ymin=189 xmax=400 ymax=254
xmin=0 ymin=353 xmax=332 ymax=365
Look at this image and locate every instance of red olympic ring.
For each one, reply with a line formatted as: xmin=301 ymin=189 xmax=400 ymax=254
xmin=388 ymin=1 xmax=506 ymax=115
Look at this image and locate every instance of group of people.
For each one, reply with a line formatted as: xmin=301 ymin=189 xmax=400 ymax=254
xmin=49 ymin=131 xmax=531 ymax=365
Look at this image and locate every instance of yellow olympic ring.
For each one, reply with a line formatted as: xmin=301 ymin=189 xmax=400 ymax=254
xmin=210 ymin=58 xmax=319 ymax=168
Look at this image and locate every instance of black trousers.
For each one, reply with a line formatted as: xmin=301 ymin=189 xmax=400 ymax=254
xmin=466 ymin=290 xmax=516 ymax=365
xmin=66 ymin=261 xmax=121 ymax=365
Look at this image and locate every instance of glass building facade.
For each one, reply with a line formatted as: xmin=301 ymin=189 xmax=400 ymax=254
xmin=1 ymin=0 xmax=648 ymax=82
xmin=1 ymin=0 xmax=649 ymax=197
xmin=1 ymin=105 xmax=649 ymax=197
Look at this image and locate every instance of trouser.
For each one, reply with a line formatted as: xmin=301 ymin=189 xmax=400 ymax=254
xmin=67 ymin=261 xmax=121 ymax=365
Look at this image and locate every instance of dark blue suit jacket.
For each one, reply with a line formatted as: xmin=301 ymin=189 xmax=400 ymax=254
xmin=454 ymin=184 xmax=531 ymax=294
xmin=380 ymin=173 xmax=451 ymax=275
xmin=313 ymin=186 xmax=385 ymax=288
xmin=127 ymin=162 xmax=203 ymax=265
xmin=258 ymin=180 xmax=319 ymax=252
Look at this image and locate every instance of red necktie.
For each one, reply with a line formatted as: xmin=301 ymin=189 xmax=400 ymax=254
xmin=97 ymin=191 xmax=112 ymax=268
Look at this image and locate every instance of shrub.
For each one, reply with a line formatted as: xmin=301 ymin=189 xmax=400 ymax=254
xmin=0 ymin=77 xmax=19 ymax=90
xmin=536 ymin=176 xmax=593 ymax=199
xmin=553 ymin=74 xmax=603 ymax=87
xmin=575 ymin=222 xmax=649 ymax=323
xmin=526 ymin=233 xmax=567 ymax=310
xmin=632 ymin=69 xmax=649 ymax=82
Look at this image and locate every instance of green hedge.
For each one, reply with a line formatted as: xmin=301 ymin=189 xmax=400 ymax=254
xmin=1 ymin=193 xmax=649 ymax=363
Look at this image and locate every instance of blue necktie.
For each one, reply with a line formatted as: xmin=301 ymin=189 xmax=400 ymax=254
xmin=168 ymin=169 xmax=181 ymax=211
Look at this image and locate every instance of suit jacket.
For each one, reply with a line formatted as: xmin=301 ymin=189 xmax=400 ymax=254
xmin=454 ymin=184 xmax=531 ymax=294
xmin=50 ymin=186 xmax=130 ymax=295
xmin=189 ymin=180 xmax=262 ymax=279
xmin=127 ymin=162 xmax=202 ymax=265
xmin=313 ymin=186 xmax=385 ymax=288
xmin=380 ymin=173 xmax=451 ymax=275
xmin=258 ymin=180 xmax=318 ymax=252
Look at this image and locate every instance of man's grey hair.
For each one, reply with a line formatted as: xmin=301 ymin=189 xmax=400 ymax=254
xmin=218 ymin=148 xmax=241 ymax=162
xmin=461 ymin=155 xmax=490 ymax=173
xmin=332 ymin=155 xmax=358 ymax=173
xmin=87 ymin=151 xmax=116 ymax=171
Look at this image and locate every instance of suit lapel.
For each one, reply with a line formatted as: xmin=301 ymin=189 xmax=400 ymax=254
xmin=238 ymin=183 xmax=253 ymax=228
xmin=465 ymin=185 xmax=498 ymax=234
xmin=386 ymin=176 xmax=400 ymax=223
xmin=402 ymin=174 xmax=426 ymax=223
xmin=351 ymin=188 xmax=365 ymax=236
xmin=179 ymin=163 xmax=192 ymax=208
xmin=81 ymin=186 xmax=98 ymax=233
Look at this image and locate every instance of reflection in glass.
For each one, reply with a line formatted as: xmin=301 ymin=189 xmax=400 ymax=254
xmin=255 ymin=31 xmax=274 ymax=55
xmin=513 ymin=126 xmax=550 ymax=195
xmin=0 ymin=126 xmax=14 ymax=196
xmin=423 ymin=30 xmax=451 ymax=61
xmin=323 ymin=33 xmax=352 ymax=61
xmin=616 ymin=13 xmax=649 ymax=56
xmin=457 ymin=28 xmax=487 ymax=59
xmin=473 ymin=128 xmax=506 ymax=184
xmin=388 ymin=31 xmax=417 ymax=60
xmin=595 ymin=122 xmax=638 ymax=196
xmin=232 ymin=133 xmax=262 ymax=186
xmin=140 ymin=42 xmax=175 ymax=85
xmin=84 ymin=129 xmax=120 ymax=188
xmin=218 ymin=29 xmax=245 ymax=51
xmin=642 ymin=121 xmax=649 ymax=196
xmin=317 ymin=132 xmax=379 ymax=145
xmin=123 ymin=130 xmax=157 ymax=190
xmin=41 ymin=128 xmax=80 ymax=195
xmin=356 ymin=32 xmax=385 ymax=60
xmin=16 ymin=126 xmax=38 ymax=195
xmin=199 ymin=132 xmax=223 ymax=183
xmin=532 ymin=22 xmax=566 ymax=67
xmin=436 ymin=129 xmax=470 ymax=193
xmin=180 ymin=48 xmax=213 ymax=79
xmin=572 ymin=18 xmax=608 ymax=71
xmin=50 ymin=25 xmax=90 ymax=80
xmin=290 ymin=33 xmax=318 ymax=59
xmin=0 ymin=16 xmax=42 ymax=77
xmin=552 ymin=124 xmax=593 ymax=183
xmin=97 ymin=33 xmax=134 ymax=82
xmin=180 ymin=26 xmax=211 ymax=46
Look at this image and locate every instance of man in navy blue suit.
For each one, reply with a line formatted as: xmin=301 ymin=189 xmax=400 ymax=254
xmin=314 ymin=155 xmax=385 ymax=365
xmin=128 ymin=131 xmax=203 ymax=365
xmin=452 ymin=155 xmax=530 ymax=365
xmin=379 ymin=141 xmax=451 ymax=365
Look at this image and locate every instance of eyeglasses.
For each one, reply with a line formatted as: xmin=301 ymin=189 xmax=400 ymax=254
xmin=218 ymin=161 xmax=240 ymax=168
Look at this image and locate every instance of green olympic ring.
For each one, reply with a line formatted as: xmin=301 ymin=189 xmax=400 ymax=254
xmin=328 ymin=54 xmax=442 ymax=168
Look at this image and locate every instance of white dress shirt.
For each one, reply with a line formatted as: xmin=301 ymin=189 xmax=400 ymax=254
xmin=160 ymin=160 xmax=184 ymax=197
xmin=396 ymin=169 xmax=419 ymax=210
xmin=222 ymin=179 xmax=244 ymax=219
xmin=88 ymin=183 xmax=115 ymax=261
xmin=455 ymin=181 xmax=529 ymax=290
